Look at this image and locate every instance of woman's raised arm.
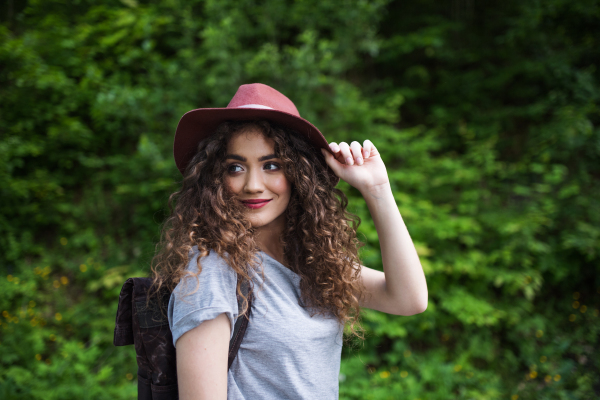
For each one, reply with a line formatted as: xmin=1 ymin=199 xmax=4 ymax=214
xmin=175 ymin=314 xmax=230 ymax=400
xmin=321 ymin=140 xmax=428 ymax=316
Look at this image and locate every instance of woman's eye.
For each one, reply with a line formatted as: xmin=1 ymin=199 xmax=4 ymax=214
xmin=264 ymin=162 xmax=280 ymax=171
xmin=227 ymin=164 xmax=243 ymax=173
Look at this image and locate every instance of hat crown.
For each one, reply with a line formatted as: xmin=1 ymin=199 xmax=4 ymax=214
xmin=227 ymin=83 xmax=300 ymax=117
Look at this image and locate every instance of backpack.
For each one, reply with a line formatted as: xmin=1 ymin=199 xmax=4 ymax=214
xmin=114 ymin=277 xmax=252 ymax=400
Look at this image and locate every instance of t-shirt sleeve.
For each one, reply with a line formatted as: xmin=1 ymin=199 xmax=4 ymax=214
xmin=168 ymin=249 xmax=238 ymax=347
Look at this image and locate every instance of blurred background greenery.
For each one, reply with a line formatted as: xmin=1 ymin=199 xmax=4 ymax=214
xmin=1 ymin=0 xmax=599 ymax=399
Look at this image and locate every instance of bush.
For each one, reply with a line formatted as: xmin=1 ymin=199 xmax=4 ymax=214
xmin=1 ymin=0 xmax=599 ymax=398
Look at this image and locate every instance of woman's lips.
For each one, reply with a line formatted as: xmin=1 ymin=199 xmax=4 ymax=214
xmin=240 ymin=199 xmax=272 ymax=209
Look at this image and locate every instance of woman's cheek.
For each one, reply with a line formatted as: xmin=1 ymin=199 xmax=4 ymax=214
xmin=225 ymin=176 xmax=242 ymax=195
xmin=271 ymin=175 xmax=292 ymax=197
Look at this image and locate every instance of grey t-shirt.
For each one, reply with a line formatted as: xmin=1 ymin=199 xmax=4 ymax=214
xmin=168 ymin=248 xmax=344 ymax=400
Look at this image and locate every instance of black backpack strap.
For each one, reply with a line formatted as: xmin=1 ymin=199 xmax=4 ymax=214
xmin=114 ymin=278 xmax=135 ymax=346
xmin=228 ymin=279 xmax=252 ymax=369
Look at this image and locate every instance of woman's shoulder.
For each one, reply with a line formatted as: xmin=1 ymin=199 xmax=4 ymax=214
xmin=186 ymin=246 xmax=232 ymax=272
xmin=178 ymin=246 xmax=237 ymax=290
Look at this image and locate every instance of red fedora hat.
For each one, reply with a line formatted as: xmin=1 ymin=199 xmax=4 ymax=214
xmin=173 ymin=83 xmax=337 ymax=184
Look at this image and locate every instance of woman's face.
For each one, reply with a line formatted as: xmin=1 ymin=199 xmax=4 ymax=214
xmin=224 ymin=127 xmax=292 ymax=230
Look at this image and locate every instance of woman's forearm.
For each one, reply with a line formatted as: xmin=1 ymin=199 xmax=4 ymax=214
xmin=361 ymin=182 xmax=428 ymax=314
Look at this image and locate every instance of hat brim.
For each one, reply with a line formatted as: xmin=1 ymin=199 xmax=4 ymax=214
xmin=173 ymin=107 xmax=339 ymax=184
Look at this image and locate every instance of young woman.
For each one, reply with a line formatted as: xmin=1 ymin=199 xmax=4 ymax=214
xmin=152 ymin=83 xmax=428 ymax=399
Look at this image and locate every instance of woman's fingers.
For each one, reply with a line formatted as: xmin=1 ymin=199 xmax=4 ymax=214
xmin=350 ymin=141 xmax=363 ymax=165
xmin=363 ymin=139 xmax=376 ymax=158
xmin=337 ymin=142 xmax=353 ymax=165
xmin=328 ymin=142 xmax=344 ymax=163
xmin=328 ymin=140 xmax=376 ymax=166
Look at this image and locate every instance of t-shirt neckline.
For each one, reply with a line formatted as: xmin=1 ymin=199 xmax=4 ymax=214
xmin=258 ymin=250 xmax=285 ymax=267
xmin=258 ymin=250 xmax=300 ymax=279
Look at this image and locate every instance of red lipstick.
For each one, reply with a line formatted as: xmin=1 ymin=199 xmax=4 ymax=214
xmin=240 ymin=199 xmax=272 ymax=209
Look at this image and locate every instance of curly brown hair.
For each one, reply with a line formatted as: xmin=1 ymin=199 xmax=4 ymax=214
xmin=151 ymin=120 xmax=364 ymax=335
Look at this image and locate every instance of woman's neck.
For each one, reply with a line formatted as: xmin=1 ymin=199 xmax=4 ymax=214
xmin=254 ymin=216 xmax=286 ymax=266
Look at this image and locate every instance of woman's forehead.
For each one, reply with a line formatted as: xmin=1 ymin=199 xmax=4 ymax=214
xmin=227 ymin=128 xmax=276 ymax=154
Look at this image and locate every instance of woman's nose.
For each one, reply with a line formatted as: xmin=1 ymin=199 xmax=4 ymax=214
xmin=244 ymin=168 xmax=265 ymax=193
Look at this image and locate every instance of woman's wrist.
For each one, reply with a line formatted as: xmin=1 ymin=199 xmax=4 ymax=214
xmin=360 ymin=181 xmax=392 ymax=200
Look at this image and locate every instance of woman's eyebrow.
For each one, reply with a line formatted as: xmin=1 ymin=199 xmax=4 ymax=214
xmin=258 ymin=154 xmax=277 ymax=161
xmin=225 ymin=154 xmax=278 ymax=162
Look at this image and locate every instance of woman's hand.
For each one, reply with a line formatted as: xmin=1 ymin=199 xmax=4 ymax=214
xmin=321 ymin=140 xmax=390 ymax=195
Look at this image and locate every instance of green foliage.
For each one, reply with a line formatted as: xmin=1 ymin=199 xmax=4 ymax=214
xmin=1 ymin=0 xmax=599 ymax=398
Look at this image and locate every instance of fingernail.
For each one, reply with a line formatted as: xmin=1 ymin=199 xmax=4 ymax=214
xmin=356 ymin=157 xmax=363 ymax=165
xmin=365 ymin=151 xmax=370 ymax=158
xmin=346 ymin=157 xmax=353 ymax=165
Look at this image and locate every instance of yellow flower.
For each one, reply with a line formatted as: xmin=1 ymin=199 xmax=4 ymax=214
xmin=554 ymin=374 xmax=561 ymax=382
xmin=569 ymin=314 xmax=576 ymax=322
xmin=60 ymin=276 xmax=69 ymax=285
xmin=79 ymin=264 xmax=87 ymax=272
xmin=544 ymin=375 xmax=552 ymax=383
xmin=536 ymin=330 xmax=543 ymax=338
xmin=60 ymin=237 xmax=68 ymax=245
xmin=126 ymin=373 xmax=134 ymax=380
xmin=529 ymin=371 xmax=538 ymax=379
xmin=55 ymin=313 xmax=63 ymax=321
xmin=7 ymin=275 xmax=13 ymax=282
xmin=572 ymin=301 xmax=580 ymax=309
xmin=35 ymin=354 xmax=42 ymax=361
xmin=400 ymin=371 xmax=408 ymax=378
xmin=511 ymin=395 xmax=519 ymax=400
xmin=380 ymin=371 xmax=390 ymax=379
xmin=453 ymin=365 xmax=462 ymax=372
xmin=404 ymin=350 xmax=412 ymax=358
xmin=580 ymin=305 xmax=587 ymax=313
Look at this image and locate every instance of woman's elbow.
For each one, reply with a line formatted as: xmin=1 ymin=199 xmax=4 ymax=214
xmin=397 ymin=296 xmax=428 ymax=316
xmin=412 ymin=298 xmax=428 ymax=315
